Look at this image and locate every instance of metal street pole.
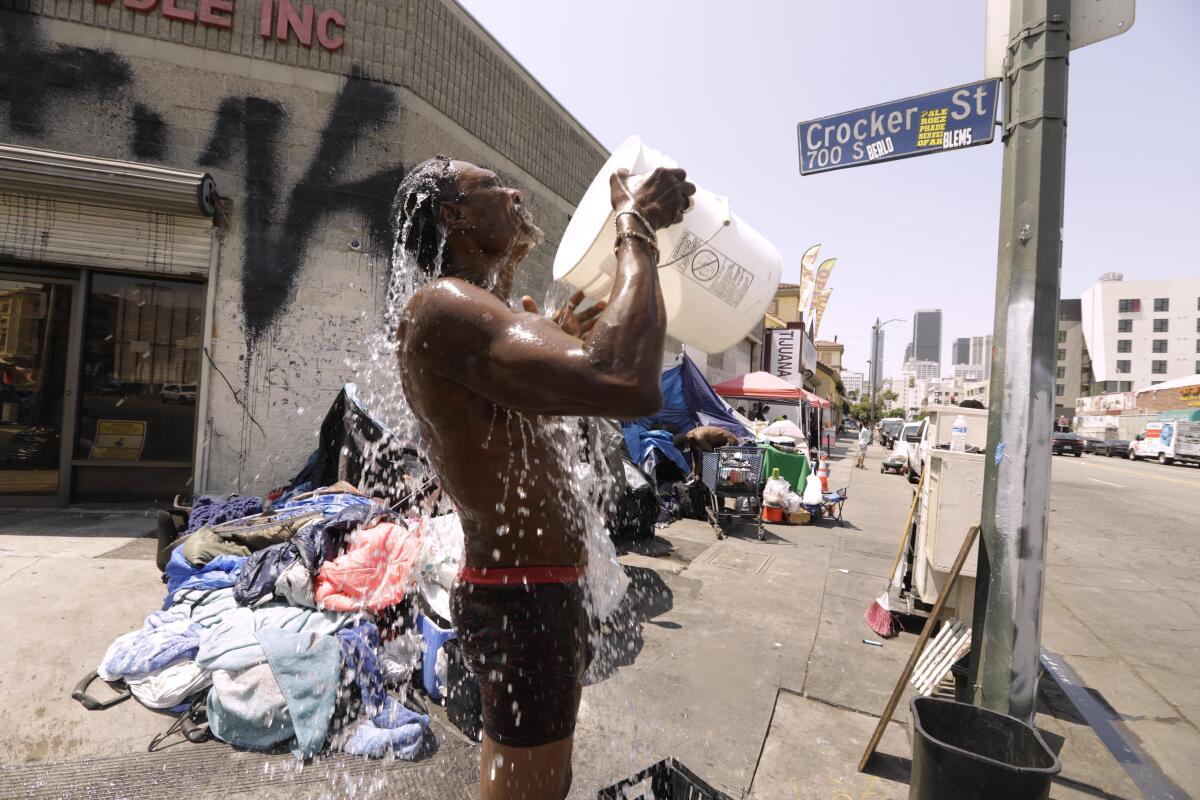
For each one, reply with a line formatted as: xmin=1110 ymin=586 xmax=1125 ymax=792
xmin=968 ymin=0 xmax=1069 ymax=722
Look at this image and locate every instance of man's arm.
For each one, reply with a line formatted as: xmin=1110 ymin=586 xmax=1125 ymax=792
xmin=415 ymin=168 xmax=693 ymax=419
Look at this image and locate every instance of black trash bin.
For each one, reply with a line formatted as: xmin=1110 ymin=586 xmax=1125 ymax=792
xmin=599 ymin=758 xmax=731 ymax=800
xmin=909 ymin=697 xmax=1061 ymax=800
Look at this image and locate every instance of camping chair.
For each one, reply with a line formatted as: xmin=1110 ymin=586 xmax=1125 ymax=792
xmin=822 ymin=486 xmax=849 ymax=525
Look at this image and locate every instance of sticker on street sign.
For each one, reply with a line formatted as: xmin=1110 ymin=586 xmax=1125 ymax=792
xmin=796 ymin=79 xmax=1000 ymax=175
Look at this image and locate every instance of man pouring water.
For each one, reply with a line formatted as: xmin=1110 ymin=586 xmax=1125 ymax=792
xmin=397 ymin=156 xmax=694 ymax=799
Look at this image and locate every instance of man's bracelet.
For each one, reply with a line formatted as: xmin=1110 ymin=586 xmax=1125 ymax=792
xmin=615 ymin=209 xmax=656 ymax=235
xmin=613 ymin=229 xmax=660 ymax=262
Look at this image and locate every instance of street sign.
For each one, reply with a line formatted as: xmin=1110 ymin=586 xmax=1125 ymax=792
xmin=985 ymin=0 xmax=1135 ymax=78
xmin=796 ymin=79 xmax=1000 ymax=175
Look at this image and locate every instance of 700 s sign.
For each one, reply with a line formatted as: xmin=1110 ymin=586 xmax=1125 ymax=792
xmin=797 ymin=79 xmax=1000 ymax=175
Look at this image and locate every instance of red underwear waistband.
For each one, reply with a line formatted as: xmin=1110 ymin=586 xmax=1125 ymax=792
xmin=458 ymin=565 xmax=586 ymax=586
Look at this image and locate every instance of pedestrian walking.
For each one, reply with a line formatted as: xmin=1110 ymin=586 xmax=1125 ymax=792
xmin=856 ymin=424 xmax=872 ymax=469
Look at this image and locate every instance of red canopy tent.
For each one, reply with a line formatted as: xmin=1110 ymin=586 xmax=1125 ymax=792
xmin=712 ymin=371 xmax=830 ymax=409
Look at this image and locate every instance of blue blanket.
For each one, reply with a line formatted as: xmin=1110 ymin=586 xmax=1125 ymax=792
xmin=163 ymin=551 xmax=246 ymax=609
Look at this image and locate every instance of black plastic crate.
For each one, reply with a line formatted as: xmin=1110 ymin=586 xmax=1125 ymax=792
xmin=598 ymin=758 xmax=732 ymax=800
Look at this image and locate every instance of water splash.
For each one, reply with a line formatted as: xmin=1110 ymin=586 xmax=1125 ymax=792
xmin=323 ymin=168 xmax=644 ymax=795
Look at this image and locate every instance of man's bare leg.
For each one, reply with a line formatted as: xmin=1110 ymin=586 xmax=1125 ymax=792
xmin=480 ymin=735 xmax=573 ymax=800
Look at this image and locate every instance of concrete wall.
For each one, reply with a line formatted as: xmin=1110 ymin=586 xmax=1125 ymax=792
xmin=0 ymin=1 xmax=606 ymax=494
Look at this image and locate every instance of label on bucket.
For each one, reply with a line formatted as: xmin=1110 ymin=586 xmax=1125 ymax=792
xmin=668 ymin=231 xmax=754 ymax=308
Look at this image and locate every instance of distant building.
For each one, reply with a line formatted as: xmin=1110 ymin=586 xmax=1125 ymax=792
xmin=899 ymin=360 xmax=941 ymax=415
xmin=841 ymin=370 xmax=864 ymax=397
xmin=1081 ymin=273 xmax=1200 ymax=393
xmin=952 ymin=337 xmax=971 ymax=366
xmin=969 ymin=335 xmax=994 ymax=381
xmin=1055 ymin=299 xmax=1092 ymax=421
xmin=953 ymin=364 xmax=985 ymax=381
xmin=912 ymin=310 xmax=943 ymax=369
xmin=904 ymin=342 xmax=914 ymax=364
xmin=870 ymin=328 xmax=887 ymax=396
xmin=815 ymin=339 xmax=844 ymax=372
xmin=963 ymin=379 xmax=990 ymax=407
xmin=902 ymin=359 xmax=940 ymax=381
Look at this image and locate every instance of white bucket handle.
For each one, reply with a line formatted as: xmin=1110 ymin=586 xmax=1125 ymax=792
xmin=658 ymin=194 xmax=732 ymax=269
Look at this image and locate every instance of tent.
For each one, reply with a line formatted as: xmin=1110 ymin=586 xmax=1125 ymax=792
xmin=712 ymin=371 xmax=833 ymax=456
xmin=711 ymin=371 xmax=830 ymax=408
xmin=621 ymin=354 xmax=752 ymax=478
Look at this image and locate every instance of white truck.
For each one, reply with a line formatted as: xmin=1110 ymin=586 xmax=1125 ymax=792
xmin=1128 ymin=420 xmax=1200 ymax=466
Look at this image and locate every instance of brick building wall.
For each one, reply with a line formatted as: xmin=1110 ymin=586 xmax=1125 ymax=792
xmin=0 ymin=0 xmax=607 ymax=494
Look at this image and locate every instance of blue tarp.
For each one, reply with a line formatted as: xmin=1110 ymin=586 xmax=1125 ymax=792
xmin=621 ymin=354 xmax=752 ymax=474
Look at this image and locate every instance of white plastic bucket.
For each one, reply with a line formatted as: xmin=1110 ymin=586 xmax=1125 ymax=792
xmin=553 ymin=135 xmax=783 ymax=355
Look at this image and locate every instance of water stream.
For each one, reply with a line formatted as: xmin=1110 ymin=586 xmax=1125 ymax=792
xmin=333 ymin=173 xmax=651 ymax=789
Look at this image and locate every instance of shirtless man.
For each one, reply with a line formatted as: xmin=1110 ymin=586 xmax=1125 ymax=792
xmin=397 ymin=155 xmax=694 ymax=799
xmin=673 ymin=425 xmax=740 ymax=478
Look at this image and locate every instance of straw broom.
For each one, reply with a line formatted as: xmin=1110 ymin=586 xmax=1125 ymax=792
xmin=865 ymin=471 xmax=924 ymax=638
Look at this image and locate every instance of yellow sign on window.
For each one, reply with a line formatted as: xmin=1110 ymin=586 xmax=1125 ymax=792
xmin=90 ymin=420 xmax=147 ymax=461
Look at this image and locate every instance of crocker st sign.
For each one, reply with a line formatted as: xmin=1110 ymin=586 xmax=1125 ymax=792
xmin=797 ymin=79 xmax=1000 ymax=175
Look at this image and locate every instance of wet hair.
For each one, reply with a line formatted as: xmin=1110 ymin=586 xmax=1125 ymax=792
xmin=673 ymin=433 xmax=690 ymax=450
xmin=393 ymin=155 xmax=462 ymax=275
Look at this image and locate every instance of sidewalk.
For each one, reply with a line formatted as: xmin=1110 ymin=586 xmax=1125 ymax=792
xmin=0 ymin=440 xmax=1155 ymax=798
xmin=572 ymin=440 xmax=1142 ymax=799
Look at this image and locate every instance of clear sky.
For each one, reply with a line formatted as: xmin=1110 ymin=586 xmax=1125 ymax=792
xmin=457 ymin=0 xmax=1200 ymax=380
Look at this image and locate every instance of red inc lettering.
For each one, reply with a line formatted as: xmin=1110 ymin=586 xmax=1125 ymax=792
xmin=260 ymin=0 xmax=347 ymax=51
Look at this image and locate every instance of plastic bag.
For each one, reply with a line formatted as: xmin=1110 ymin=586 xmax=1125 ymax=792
xmin=785 ymin=491 xmax=804 ymax=513
xmin=762 ymin=475 xmax=791 ymax=507
xmin=802 ymin=473 xmax=825 ymax=505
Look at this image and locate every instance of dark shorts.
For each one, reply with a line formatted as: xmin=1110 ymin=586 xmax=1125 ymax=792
xmin=450 ymin=577 xmax=590 ymax=748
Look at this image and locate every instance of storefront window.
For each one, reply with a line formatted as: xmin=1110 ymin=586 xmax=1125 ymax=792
xmin=0 ymin=279 xmax=72 ymax=497
xmin=74 ymin=274 xmax=203 ymax=501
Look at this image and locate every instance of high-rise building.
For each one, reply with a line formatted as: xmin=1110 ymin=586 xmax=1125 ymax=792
xmin=969 ymin=335 xmax=994 ymax=380
xmin=952 ymin=337 xmax=971 ymax=366
xmin=869 ymin=327 xmax=885 ymax=396
xmin=840 ymin=370 xmax=864 ymax=397
xmin=1081 ymin=273 xmax=1200 ymax=393
xmin=1055 ymin=299 xmax=1092 ymax=421
xmin=912 ymin=310 xmax=942 ymax=368
xmin=904 ymin=342 xmax=913 ymax=364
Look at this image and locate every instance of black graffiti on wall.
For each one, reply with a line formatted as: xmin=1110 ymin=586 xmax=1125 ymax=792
xmin=198 ymin=68 xmax=404 ymax=340
xmin=0 ymin=14 xmax=133 ymax=135
xmin=1 ymin=12 xmax=407 ymax=345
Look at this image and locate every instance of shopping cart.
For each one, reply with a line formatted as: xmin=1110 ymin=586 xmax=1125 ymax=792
xmin=701 ymin=446 xmax=766 ymax=540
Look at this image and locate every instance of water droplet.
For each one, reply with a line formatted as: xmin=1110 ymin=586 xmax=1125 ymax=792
xmin=492 ymin=548 xmax=501 ymax=561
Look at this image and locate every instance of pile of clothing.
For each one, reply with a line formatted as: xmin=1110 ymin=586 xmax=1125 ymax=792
xmin=96 ymin=484 xmax=467 ymax=760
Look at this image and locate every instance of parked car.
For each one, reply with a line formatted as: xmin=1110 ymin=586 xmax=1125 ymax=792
xmin=1051 ymin=432 xmax=1084 ymax=457
xmin=1081 ymin=437 xmax=1105 ymax=454
xmin=1097 ymin=438 xmax=1131 ymax=458
xmin=878 ymin=417 xmax=904 ymax=449
xmin=160 ymin=383 xmax=197 ymax=404
xmin=900 ymin=419 xmax=928 ymax=484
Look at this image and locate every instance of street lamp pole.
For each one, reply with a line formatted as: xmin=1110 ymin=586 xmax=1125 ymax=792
xmin=869 ymin=317 xmax=904 ymax=430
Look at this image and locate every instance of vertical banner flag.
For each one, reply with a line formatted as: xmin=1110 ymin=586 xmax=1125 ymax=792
xmin=797 ymin=244 xmax=820 ymax=313
xmin=810 ymin=258 xmax=837 ymax=316
xmin=813 ymin=288 xmax=833 ymax=337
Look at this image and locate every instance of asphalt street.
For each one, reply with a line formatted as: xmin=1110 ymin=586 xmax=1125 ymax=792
xmin=1044 ymin=452 xmax=1200 ymax=794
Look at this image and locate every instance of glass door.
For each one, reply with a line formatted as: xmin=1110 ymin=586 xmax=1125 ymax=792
xmin=72 ymin=273 xmax=204 ymax=504
xmin=0 ymin=275 xmax=79 ymax=502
